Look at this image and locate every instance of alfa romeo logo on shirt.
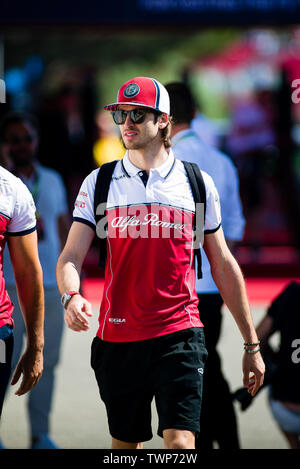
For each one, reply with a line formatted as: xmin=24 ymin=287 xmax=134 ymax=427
xmin=123 ymin=83 xmax=140 ymax=98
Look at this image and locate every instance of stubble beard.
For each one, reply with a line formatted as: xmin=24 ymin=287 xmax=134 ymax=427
xmin=120 ymin=135 xmax=143 ymax=150
xmin=120 ymin=133 xmax=159 ymax=151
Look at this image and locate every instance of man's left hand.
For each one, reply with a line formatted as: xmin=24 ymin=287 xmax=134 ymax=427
xmin=242 ymin=351 xmax=265 ymax=396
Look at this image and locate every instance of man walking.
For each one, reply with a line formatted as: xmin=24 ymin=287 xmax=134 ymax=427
xmin=0 ymin=163 xmax=44 ymax=422
xmin=56 ymin=76 xmax=265 ymax=449
xmin=165 ymin=81 xmax=245 ymax=449
xmin=0 ymin=112 xmax=69 ymax=449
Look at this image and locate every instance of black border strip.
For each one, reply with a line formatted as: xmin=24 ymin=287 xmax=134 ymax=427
xmin=204 ymin=223 xmax=221 ymax=235
xmin=121 ymin=159 xmax=131 ymax=178
xmin=6 ymin=226 xmax=37 ymax=237
xmin=0 ymin=211 xmax=11 ymax=221
xmin=164 ymin=157 xmax=176 ymax=180
xmin=73 ymin=217 xmax=96 ymax=232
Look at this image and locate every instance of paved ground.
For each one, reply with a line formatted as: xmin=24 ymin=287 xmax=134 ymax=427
xmin=0 ymin=302 xmax=288 ymax=450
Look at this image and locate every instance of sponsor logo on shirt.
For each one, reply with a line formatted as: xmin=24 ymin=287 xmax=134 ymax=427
xmin=95 ymin=203 xmax=205 ymax=245
xmin=112 ymin=174 xmax=126 ymax=181
xmin=111 ymin=213 xmax=187 ymax=233
xmin=75 ymin=199 xmax=86 ymax=209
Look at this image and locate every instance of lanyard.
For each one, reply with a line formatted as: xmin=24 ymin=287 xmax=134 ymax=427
xmin=14 ymin=168 xmax=40 ymax=204
xmin=30 ymin=171 xmax=40 ymax=204
xmin=172 ymin=129 xmax=198 ymax=145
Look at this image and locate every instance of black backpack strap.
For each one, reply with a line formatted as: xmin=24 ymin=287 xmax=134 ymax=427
xmin=94 ymin=160 xmax=119 ymax=268
xmin=182 ymin=160 xmax=206 ymax=279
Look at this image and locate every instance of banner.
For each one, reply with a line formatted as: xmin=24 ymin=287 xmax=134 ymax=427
xmin=1 ymin=0 xmax=300 ymax=26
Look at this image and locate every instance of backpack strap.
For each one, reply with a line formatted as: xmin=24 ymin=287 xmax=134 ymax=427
xmin=182 ymin=160 xmax=206 ymax=279
xmin=94 ymin=160 xmax=119 ymax=268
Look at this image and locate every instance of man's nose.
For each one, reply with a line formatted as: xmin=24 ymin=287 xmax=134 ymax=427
xmin=124 ymin=113 xmax=134 ymax=125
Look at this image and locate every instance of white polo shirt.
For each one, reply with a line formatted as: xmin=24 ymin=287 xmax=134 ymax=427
xmin=73 ymin=150 xmax=221 ymax=342
xmin=172 ymin=129 xmax=245 ymax=293
xmin=0 ymin=166 xmax=36 ymax=328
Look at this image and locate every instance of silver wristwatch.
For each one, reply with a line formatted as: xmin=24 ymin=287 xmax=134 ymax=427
xmin=61 ymin=291 xmax=80 ymax=309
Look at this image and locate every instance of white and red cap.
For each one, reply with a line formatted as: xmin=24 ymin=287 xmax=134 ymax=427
xmin=104 ymin=76 xmax=170 ymax=115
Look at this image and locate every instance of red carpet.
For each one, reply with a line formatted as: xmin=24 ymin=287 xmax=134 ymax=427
xmin=244 ymin=277 xmax=300 ymax=304
xmin=82 ymin=276 xmax=300 ymax=307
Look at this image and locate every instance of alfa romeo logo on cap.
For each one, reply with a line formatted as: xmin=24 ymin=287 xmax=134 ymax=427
xmin=123 ymin=83 xmax=140 ymax=98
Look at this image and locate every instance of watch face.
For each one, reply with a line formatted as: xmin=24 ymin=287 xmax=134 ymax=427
xmin=61 ymin=293 xmax=71 ymax=308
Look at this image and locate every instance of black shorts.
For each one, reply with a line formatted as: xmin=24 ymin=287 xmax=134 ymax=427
xmin=90 ymin=327 xmax=208 ymax=443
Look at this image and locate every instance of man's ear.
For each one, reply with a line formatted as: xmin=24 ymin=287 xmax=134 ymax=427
xmin=158 ymin=113 xmax=169 ymax=129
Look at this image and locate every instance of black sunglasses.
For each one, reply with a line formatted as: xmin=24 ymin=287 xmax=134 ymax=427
xmin=7 ymin=135 xmax=34 ymax=145
xmin=111 ymin=108 xmax=154 ymax=125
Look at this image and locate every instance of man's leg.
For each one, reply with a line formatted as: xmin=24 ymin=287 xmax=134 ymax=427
xmin=91 ymin=337 xmax=153 ymax=447
xmin=28 ymin=288 xmax=64 ymax=448
xmin=163 ymin=429 xmax=195 ymax=449
xmin=8 ymin=286 xmax=64 ymax=448
xmin=111 ymin=438 xmax=144 ymax=449
xmin=281 ymin=431 xmax=300 ymax=449
xmin=197 ymin=293 xmax=240 ymax=449
xmin=0 ymin=326 xmax=14 ymax=420
xmin=155 ymin=328 xmax=207 ymax=448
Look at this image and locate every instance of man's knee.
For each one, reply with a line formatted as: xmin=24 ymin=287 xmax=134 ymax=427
xmin=111 ymin=437 xmax=144 ymax=449
xmin=163 ymin=429 xmax=195 ymax=449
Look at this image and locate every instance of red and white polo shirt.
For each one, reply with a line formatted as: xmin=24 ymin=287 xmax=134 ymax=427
xmin=0 ymin=166 xmax=37 ymax=328
xmin=73 ymin=150 xmax=221 ymax=342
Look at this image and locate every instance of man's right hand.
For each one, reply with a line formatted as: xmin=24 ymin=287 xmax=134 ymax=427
xmin=11 ymin=347 xmax=43 ymax=396
xmin=64 ymin=295 xmax=93 ymax=332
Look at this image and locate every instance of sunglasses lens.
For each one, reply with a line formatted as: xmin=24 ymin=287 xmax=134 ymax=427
xmin=112 ymin=109 xmax=148 ymax=125
xmin=131 ymin=109 xmax=147 ymax=124
xmin=112 ymin=111 xmax=126 ymax=125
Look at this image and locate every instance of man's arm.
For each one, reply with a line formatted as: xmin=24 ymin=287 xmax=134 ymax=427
xmin=203 ymin=227 xmax=265 ymax=396
xmin=7 ymin=231 xmax=44 ymax=396
xmin=56 ymin=221 xmax=95 ymax=332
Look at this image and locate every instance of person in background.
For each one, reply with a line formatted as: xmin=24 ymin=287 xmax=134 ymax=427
xmin=234 ymin=281 xmax=300 ymax=449
xmin=166 ymin=81 xmax=245 ymax=449
xmin=0 ymin=111 xmax=70 ymax=449
xmin=0 ymin=162 xmax=44 ymax=445
xmin=191 ymin=111 xmax=222 ymax=149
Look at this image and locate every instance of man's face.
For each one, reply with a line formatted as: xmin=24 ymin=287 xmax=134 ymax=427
xmin=117 ymin=105 xmax=166 ymax=150
xmin=4 ymin=121 xmax=38 ymax=167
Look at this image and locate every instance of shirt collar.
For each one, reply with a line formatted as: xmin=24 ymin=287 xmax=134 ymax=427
xmin=122 ymin=149 xmax=175 ymax=180
xmin=171 ymin=128 xmax=196 ymax=145
xmin=13 ymin=160 xmax=40 ymax=183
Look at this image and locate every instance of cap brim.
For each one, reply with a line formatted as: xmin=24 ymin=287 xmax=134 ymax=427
xmin=104 ymin=102 xmax=161 ymax=112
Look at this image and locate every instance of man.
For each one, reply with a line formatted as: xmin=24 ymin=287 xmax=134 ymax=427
xmin=56 ymin=76 xmax=265 ymax=450
xmin=165 ymin=82 xmax=245 ymax=449
xmin=0 ymin=163 xmax=44 ymax=422
xmin=0 ymin=112 xmax=69 ymax=449
xmin=234 ymin=281 xmax=300 ymax=449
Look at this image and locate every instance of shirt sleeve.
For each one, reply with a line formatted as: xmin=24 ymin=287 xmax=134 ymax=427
xmin=201 ymin=171 xmax=222 ymax=234
xmin=7 ymin=179 xmax=37 ymax=235
xmin=73 ymin=169 xmax=99 ymax=231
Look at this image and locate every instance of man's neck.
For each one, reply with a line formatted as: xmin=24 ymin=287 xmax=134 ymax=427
xmin=14 ymin=162 xmax=36 ymax=179
xmin=128 ymin=144 xmax=169 ymax=172
xmin=171 ymin=123 xmax=190 ymax=138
